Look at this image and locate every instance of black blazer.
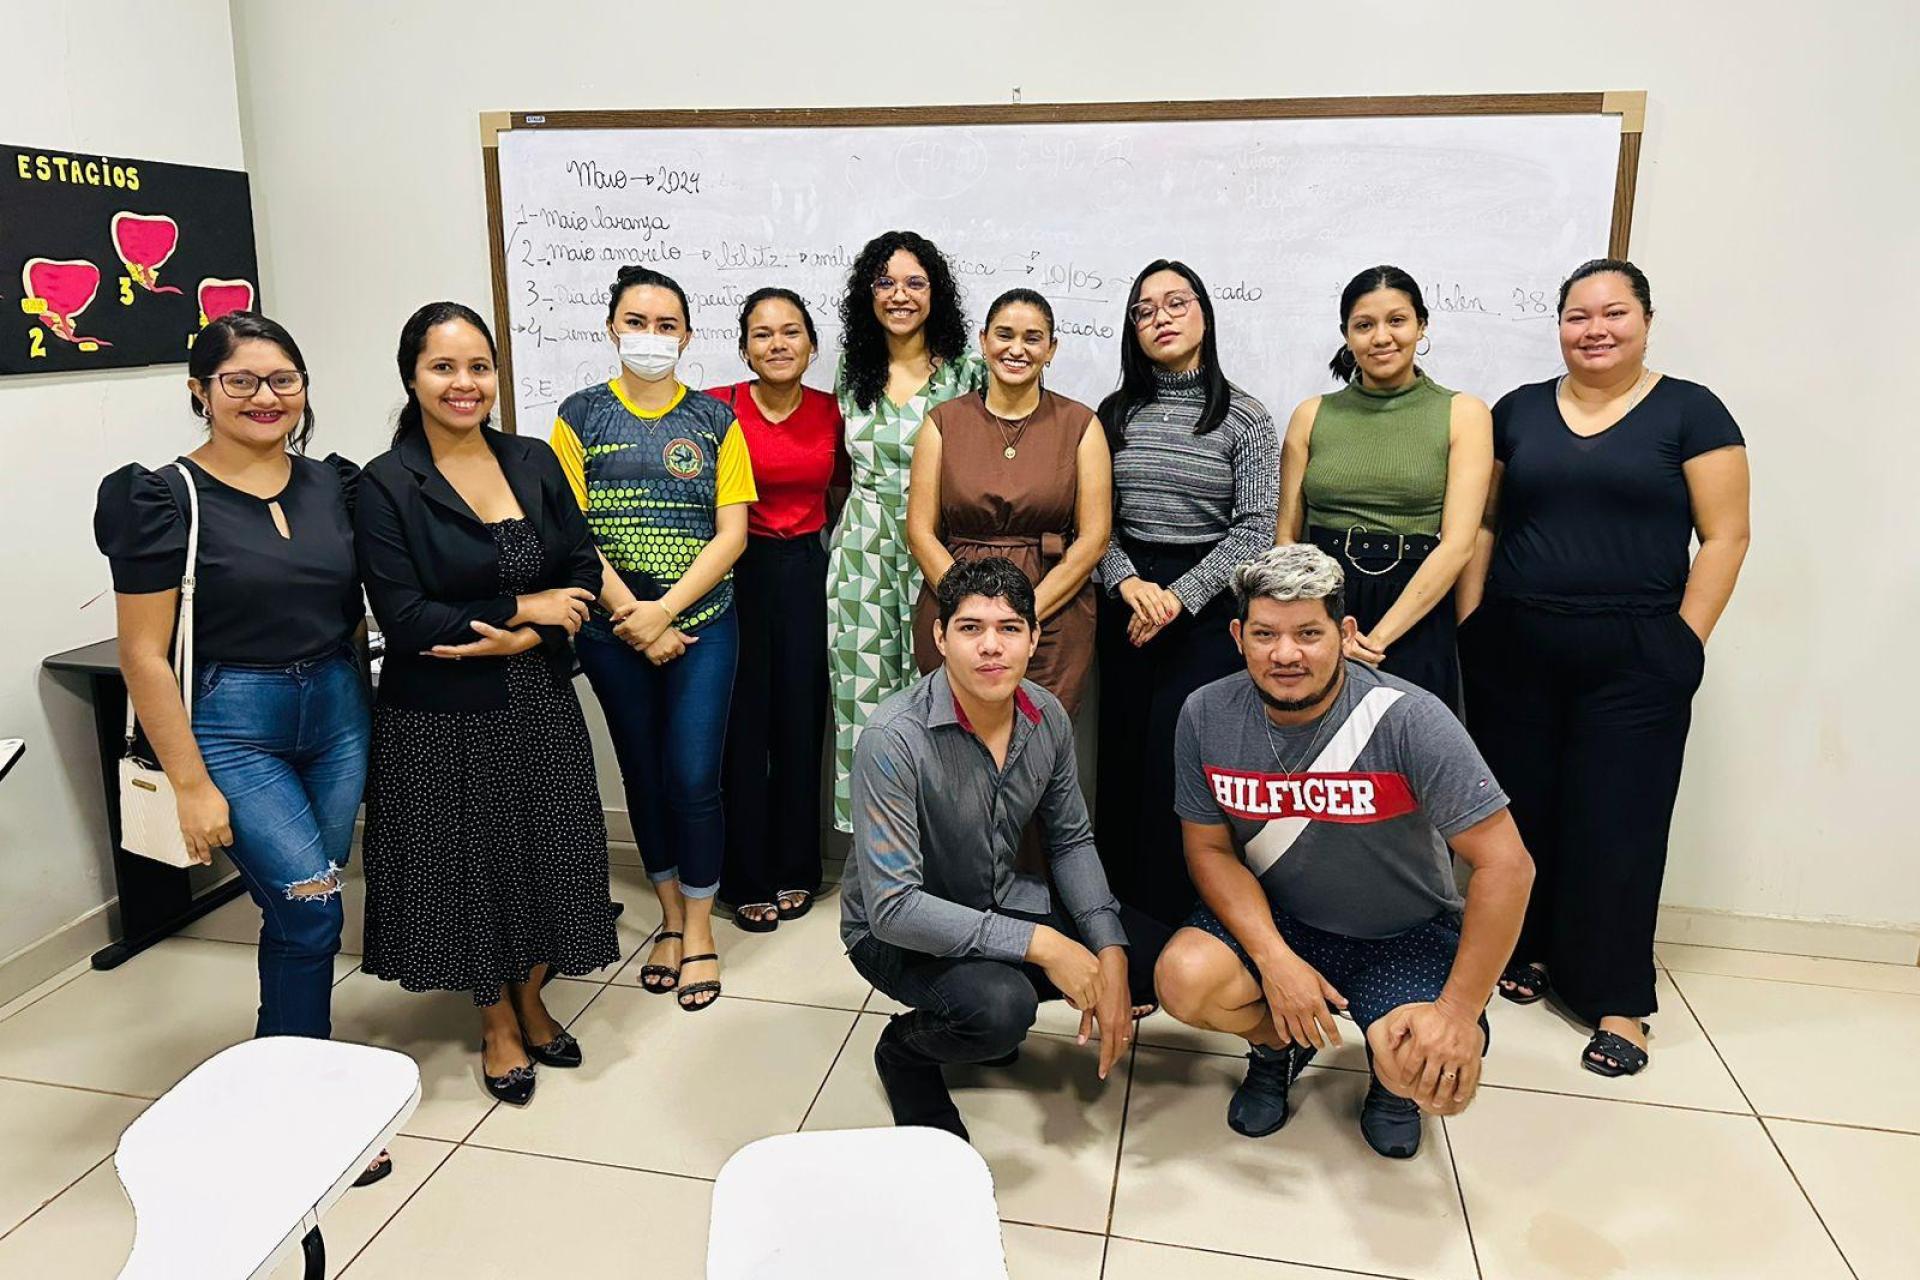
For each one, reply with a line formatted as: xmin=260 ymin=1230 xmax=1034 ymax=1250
xmin=356 ymin=426 xmax=600 ymax=712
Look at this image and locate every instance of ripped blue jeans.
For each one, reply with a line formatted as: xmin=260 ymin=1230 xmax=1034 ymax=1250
xmin=194 ymin=647 xmax=370 ymax=1038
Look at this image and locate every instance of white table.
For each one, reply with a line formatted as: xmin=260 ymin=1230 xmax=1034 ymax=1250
xmin=115 ymin=1037 xmax=420 ymax=1279
xmin=708 ymin=1127 xmax=1009 ymax=1279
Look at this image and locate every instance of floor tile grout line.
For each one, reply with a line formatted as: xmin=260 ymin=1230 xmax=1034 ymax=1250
xmin=1133 ymin=1037 xmax=1760 ymax=1118
xmin=1755 ymin=1115 xmax=1862 ymax=1280
xmin=0 ymin=1073 xmax=158 ymax=1103
xmin=1756 ymin=1114 xmax=1920 ymax=1139
xmin=1102 ymin=1233 xmax=1417 ymax=1279
xmin=0 ymin=1152 xmax=112 ymax=1245
xmin=0 ymin=964 xmax=93 ymax=1027
xmin=1657 ymin=966 xmax=1920 ymax=998
xmin=1660 ymin=965 xmax=1862 ymax=1276
xmin=1438 ymin=1113 xmax=1485 ymax=1280
xmin=1101 ymin=1035 xmax=1140 ymax=1237
xmin=456 ymin=1138 xmax=721 ymax=1186
xmin=1661 ymin=968 xmax=1763 ymax=1118
xmin=795 ymin=1005 xmax=865 ymax=1133
xmin=1660 ymin=940 xmax=1920 ymax=967
xmin=332 ymin=1135 xmax=462 ymax=1278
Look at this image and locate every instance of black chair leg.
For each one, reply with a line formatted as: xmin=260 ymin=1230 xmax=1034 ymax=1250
xmin=302 ymin=1226 xmax=326 ymax=1279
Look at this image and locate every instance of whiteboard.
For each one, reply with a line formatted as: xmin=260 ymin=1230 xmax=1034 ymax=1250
xmin=493 ymin=111 xmax=1621 ymax=429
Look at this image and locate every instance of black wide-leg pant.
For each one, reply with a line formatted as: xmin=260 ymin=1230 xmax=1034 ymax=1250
xmin=720 ymin=534 xmax=830 ymax=907
xmin=1094 ymin=540 xmax=1243 ymax=929
xmin=1459 ymin=600 xmax=1705 ymax=1024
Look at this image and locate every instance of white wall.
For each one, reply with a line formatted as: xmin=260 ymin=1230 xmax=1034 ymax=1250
xmin=206 ymin=0 xmax=1915 ymax=931
xmin=0 ymin=3 xmax=248 ymax=968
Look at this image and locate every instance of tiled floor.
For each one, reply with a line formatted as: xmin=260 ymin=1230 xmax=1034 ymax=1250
xmin=2 ymin=865 xmax=1916 ymax=1278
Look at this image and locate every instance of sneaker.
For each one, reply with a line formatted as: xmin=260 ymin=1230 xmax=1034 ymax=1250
xmin=1359 ymin=1076 xmax=1423 ymax=1158
xmin=874 ymin=1016 xmax=970 ymax=1143
xmin=1228 ymin=1043 xmax=1313 ymax=1137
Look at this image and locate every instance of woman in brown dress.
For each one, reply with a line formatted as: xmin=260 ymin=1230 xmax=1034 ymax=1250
xmin=907 ymin=288 xmax=1111 ymax=710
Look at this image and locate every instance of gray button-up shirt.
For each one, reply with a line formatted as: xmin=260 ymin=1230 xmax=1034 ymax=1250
xmin=840 ymin=668 xmax=1128 ymax=962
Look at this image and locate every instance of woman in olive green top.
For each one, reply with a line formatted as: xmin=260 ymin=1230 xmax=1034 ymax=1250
xmin=1276 ymin=266 xmax=1493 ymax=707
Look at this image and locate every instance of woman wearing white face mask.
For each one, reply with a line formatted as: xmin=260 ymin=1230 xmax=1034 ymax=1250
xmin=551 ymin=266 xmax=757 ymax=1012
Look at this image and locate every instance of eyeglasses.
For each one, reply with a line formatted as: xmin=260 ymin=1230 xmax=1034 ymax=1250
xmin=1128 ymin=293 xmax=1196 ymax=328
xmin=212 ymin=370 xmax=307 ymax=396
xmin=871 ymin=275 xmax=931 ymax=296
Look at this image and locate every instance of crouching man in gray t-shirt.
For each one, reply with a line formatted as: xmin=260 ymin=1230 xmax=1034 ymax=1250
xmin=1154 ymin=544 xmax=1535 ymax=1159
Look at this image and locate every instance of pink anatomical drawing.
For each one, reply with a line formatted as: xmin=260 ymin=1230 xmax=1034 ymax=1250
xmin=21 ymin=258 xmax=112 ymax=349
xmin=197 ymin=278 xmax=254 ymax=325
xmin=110 ymin=212 xmax=185 ymax=295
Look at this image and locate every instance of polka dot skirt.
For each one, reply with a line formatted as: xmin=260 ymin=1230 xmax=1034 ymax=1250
xmin=362 ymin=518 xmax=620 ymax=1005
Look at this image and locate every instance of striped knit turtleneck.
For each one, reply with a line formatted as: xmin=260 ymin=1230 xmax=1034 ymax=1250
xmin=1098 ymin=367 xmax=1279 ymax=613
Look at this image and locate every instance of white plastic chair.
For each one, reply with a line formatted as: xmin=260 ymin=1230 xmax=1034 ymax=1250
xmin=708 ymin=1127 xmax=1009 ymax=1279
xmin=115 ymin=1037 xmax=420 ymax=1279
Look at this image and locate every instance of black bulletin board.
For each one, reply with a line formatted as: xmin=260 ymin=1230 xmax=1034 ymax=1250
xmin=1 ymin=143 xmax=261 ymax=376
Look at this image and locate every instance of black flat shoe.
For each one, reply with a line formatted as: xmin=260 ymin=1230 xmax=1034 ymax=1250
xmin=352 ymin=1151 xmax=393 ymax=1188
xmin=775 ymin=889 xmax=814 ymax=921
xmin=527 ymin=1029 xmax=582 ymax=1069
xmin=484 ymin=1062 xmax=536 ymax=1105
xmin=480 ymin=1043 xmax=541 ymax=1105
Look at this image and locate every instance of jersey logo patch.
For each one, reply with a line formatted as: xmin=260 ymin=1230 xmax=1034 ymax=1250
xmin=662 ymin=438 xmax=704 ymax=479
xmin=1203 ymin=768 xmax=1415 ymax=823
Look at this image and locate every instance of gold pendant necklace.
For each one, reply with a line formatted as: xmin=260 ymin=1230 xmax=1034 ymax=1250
xmin=985 ymin=391 xmax=1039 ymax=459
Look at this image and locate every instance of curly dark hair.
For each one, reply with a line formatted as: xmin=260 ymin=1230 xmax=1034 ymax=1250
xmin=837 ymin=230 xmax=970 ymax=412
xmin=935 ymin=556 xmax=1038 ymax=631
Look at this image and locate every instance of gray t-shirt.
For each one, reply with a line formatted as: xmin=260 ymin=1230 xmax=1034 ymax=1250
xmin=1174 ymin=662 xmax=1507 ymax=938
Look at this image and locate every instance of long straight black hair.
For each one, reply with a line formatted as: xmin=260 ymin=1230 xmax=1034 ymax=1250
xmin=1096 ymin=259 xmax=1232 ymax=448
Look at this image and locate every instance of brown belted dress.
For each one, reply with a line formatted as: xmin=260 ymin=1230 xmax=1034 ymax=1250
xmin=911 ymin=388 xmax=1097 ymax=714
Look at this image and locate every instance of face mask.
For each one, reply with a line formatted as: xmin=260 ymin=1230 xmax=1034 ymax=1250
xmin=618 ymin=331 xmax=680 ymax=381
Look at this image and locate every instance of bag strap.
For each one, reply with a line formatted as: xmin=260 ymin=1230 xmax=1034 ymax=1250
xmin=123 ymin=462 xmax=201 ymax=750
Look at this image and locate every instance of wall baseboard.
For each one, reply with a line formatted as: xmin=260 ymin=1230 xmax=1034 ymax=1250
xmin=1654 ymin=905 xmax=1920 ymax=965
xmin=0 ymin=900 xmax=117 ymax=1010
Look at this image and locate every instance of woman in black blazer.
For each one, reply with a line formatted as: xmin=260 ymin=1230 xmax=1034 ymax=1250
xmin=356 ymin=302 xmax=625 ymax=1107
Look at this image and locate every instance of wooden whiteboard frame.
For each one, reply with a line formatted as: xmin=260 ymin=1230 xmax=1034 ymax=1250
xmin=479 ymin=92 xmax=1646 ymax=431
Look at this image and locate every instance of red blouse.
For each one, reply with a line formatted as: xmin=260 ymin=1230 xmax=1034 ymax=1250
xmin=707 ymin=382 xmax=848 ymax=539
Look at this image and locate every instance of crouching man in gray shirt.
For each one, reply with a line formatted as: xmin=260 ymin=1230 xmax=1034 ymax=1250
xmin=843 ymin=558 xmax=1170 ymax=1141
xmin=1155 ymin=544 xmax=1535 ymax=1159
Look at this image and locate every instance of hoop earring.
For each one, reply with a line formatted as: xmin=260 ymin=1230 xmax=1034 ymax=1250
xmin=1416 ymin=336 xmax=1432 ymax=357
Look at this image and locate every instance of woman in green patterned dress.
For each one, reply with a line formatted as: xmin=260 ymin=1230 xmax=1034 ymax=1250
xmin=828 ymin=230 xmax=984 ymax=831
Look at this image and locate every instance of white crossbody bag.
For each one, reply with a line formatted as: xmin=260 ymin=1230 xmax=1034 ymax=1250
xmin=117 ymin=462 xmax=201 ymax=868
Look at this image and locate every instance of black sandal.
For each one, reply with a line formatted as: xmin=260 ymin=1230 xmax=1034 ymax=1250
xmin=776 ymin=890 xmax=813 ymax=921
xmin=1497 ymin=962 xmax=1551 ymax=1005
xmin=733 ymin=903 xmax=780 ymax=934
xmin=639 ymin=931 xmax=683 ymax=993
xmin=677 ymin=953 xmax=722 ymax=1012
xmin=1582 ymin=1023 xmax=1650 ymax=1077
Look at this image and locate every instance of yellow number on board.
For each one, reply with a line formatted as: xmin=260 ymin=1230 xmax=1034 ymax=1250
xmin=119 ymin=276 xmax=134 ymax=305
xmin=29 ymin=327 xmax=47 ymax=358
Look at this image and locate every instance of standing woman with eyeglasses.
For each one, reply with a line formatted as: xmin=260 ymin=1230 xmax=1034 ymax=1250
xmin=827 ymin=230 xmax=984 ymax=833
xmin=1275 ymin=266 xmax=1493 ymax=708
xmin=1094 ymin=261 xmax=1279 ymax=927
xmin=95 ymin=312 xmax=393 ymax=1183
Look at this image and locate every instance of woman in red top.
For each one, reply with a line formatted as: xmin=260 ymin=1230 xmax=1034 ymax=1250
xmin=709 ymin=288 xmax=848 ymax=931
